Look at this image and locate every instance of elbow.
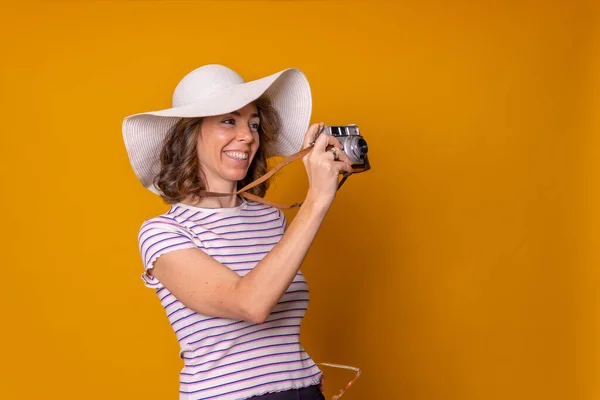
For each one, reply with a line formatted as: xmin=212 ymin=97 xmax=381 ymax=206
xmin=234 ymin=284 xmax=270 ymax=324
xmin=246 ymin=308 xmax=270 ymax=324
xmin=248 ymin=313 xmax=268 ymax=325
xmin=235 ymin=286 xmax=273 ymax=324
xmin=240 ymin=303 xmax=270 ymax=324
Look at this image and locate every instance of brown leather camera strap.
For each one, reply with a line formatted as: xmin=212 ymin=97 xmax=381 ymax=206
xmin=198 ymin=145 xmax=359 ymax=209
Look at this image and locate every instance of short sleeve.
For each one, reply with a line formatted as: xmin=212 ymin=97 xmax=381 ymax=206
xmin=137 ymin=217 xmax=199 ymax=289
xmin=278 ymin=209 xmax=288 ymax=232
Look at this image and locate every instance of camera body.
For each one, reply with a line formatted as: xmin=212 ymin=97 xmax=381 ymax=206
xmin=322 ymin=124 xmax=370 ymax=171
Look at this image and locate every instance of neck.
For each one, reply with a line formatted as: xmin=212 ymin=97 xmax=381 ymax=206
xmin=186 ymin=195 xmax=242 ymax=209
xmin=183 ymin=181 xmax=242 ymax=209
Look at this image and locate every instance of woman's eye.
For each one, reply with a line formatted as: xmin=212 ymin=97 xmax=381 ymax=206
xmin=250 ymin=123 xmax=260 ymax=131
xmin=222 ymin=119 xmax=235 ymax=125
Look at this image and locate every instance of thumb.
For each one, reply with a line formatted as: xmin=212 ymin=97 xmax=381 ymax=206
xmin=302 ymin=123 xmax=324 ymax=149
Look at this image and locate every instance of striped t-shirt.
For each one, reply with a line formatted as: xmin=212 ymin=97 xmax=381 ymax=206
xmin=137 ymin=198 xmax=322 ymax=400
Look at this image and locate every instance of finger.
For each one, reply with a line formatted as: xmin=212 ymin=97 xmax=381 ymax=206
xmin=328 ymin=135 xmax=344 ymax=150
xmin=302 ymin=122 xmax=324 ymax=149
xmin=335 ymin=161 xmax=353 ymax=174
xmin=313 ymin=129 xmax=343 ymax=152
xmin=336 ymin=159 xmax=355 ymax=174
xmin=332 ymin=148 xmax=353 ymax=165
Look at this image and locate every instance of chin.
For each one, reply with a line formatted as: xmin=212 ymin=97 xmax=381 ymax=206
xmin=224 ymin=170 xmax=249 ymax=182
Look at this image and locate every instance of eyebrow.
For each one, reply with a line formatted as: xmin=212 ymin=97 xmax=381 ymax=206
xmin=229 ymin=111 xmax=260 ymax=119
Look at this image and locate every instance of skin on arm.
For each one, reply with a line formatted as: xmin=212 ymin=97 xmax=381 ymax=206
xmin=150 ymin=123 xmax=353 ymax=324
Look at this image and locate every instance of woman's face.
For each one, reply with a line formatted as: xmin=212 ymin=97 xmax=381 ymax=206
xmin=196 ymin=103 xmax=261 ymax=190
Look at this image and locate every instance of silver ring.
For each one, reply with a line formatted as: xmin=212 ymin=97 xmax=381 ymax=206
xmin=329 ymin=147 xmax=339 ymax=161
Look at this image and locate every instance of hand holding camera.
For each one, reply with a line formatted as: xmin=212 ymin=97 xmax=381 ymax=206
xmin=319 ymin=124 xmax=369 ymax=169
xmin=302 ymin=123 xmax=370 ymax=206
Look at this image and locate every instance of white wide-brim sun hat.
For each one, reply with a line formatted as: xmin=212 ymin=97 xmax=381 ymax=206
xmin=122 ymin=64 xmax=312 ymax=194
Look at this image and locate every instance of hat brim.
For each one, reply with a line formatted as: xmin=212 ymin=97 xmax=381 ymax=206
xmin=122 ymin=68 xmax=311 ymax=194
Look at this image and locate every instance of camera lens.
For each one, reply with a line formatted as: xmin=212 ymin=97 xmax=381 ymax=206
xmin=358 ymin=138 xmax=368 ymax=156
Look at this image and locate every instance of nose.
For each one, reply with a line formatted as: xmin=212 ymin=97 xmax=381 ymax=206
xmin=236 ymin=125 xmax=254 ymax=143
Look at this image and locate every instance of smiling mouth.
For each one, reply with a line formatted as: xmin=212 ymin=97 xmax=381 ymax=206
xmin=224 ymin=151 xmax=249 ymax=161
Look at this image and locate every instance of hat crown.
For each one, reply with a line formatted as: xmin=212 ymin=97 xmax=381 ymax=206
xmin=172 ymin=64 xmax=245 ymax=107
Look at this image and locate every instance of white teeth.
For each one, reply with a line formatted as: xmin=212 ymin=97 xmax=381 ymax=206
xmin=224 ymin=151 xmax=248 ymax=160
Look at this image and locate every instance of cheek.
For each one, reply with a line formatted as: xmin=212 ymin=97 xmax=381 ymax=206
xmin=202 ymin=132 xmax=230 ymax=156
xmin=253 ymin=133 xmax=261 ymax=150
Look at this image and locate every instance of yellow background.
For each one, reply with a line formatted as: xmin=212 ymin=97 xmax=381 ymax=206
xmin=1 ymin=0 xmax=598 ymax=399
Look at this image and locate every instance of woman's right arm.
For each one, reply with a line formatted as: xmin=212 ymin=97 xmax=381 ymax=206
xmin=150 ymin=123 xmax=354 ymax=323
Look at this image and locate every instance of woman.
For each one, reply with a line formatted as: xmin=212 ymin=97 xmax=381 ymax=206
xmin=123 ymin=64 xmax=353 ymax=400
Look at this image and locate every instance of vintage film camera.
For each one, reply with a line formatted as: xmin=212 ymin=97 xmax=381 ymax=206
xmin=321 ymin=124 xmax=370 ymax=172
